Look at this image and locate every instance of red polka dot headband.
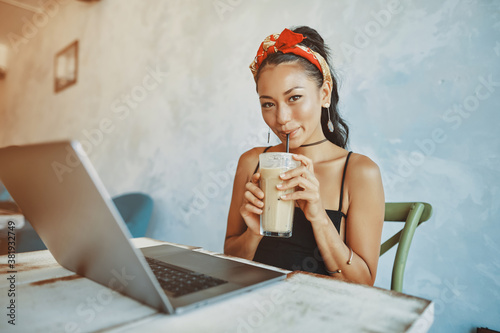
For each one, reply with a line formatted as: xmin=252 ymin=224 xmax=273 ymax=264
xmin=249 ymin=28 xmax=332 ymax=86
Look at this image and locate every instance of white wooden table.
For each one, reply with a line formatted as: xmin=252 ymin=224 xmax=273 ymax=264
xmin=0 ymin=238 xmax=434 ymax=332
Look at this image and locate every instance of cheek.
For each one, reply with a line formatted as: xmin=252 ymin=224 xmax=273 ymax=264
xmin=296 ymin=99 xmax=320 ymax=122
xmin=261 ymin=111 xmax=275 ymax=126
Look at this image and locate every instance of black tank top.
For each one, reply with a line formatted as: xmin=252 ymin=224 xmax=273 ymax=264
xmin=252 ymin=147 xmax=353 ymax=275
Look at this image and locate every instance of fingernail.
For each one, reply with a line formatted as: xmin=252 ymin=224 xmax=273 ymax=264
xmin=280 ymin=195 xmax=286 ymax=200
xmin=280 ymin=173 xmax=286 ymax=179
xmin=276 ymin=184 xmax=282 ymax=189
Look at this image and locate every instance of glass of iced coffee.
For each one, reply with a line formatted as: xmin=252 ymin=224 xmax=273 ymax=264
xmin=259 ymin=153 xmax=301 ymax=238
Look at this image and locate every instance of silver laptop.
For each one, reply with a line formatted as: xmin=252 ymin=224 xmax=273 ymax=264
xmin=0 ymin=140 xmax=286 ymax=314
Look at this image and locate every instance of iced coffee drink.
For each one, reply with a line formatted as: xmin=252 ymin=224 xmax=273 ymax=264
xmin=259 ymin=153 xmax=301 ymax=237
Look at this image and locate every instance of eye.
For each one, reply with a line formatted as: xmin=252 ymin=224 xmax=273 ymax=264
xmin=261 ymin=102 xmax=275 ymax=109
xmin=289 ymin=95 xmax=302 ymax=102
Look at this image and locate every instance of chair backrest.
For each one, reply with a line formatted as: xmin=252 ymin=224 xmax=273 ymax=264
xmin=0 ymin=182 xmax=12 ymax=201
xmin=112 ymin=192 xmax=154 ymax=238
xmin=380 ymin=202 xmax=432 ymax=292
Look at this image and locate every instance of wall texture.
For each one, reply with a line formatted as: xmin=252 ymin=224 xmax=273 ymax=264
xmin=0 ymin=0 xmax=499 ymax=332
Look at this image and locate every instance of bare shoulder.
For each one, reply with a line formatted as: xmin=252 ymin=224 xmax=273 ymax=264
xmin=239 ymin=147 xmax=263 ymax=164
xmin=344 ymin=152 xmax=385 ymax=216
xmin=238 ymin=146 xmax=267 ymax=167
xmin=346 ymin=153 xmax=382 ymax=184
xmin=236 ymin=147 xmax=269 ymax=178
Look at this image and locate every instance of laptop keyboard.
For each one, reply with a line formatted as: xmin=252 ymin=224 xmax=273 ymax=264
xmin=145 ymin=257 xmax=228 ymax=298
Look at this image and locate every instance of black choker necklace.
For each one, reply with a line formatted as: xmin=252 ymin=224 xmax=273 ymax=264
xmin=300 ymin=138 xmax=329 ymax=147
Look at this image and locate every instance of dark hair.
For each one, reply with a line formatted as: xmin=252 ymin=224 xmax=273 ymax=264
xmin=255 ymin=26 xmax=349 ymax=149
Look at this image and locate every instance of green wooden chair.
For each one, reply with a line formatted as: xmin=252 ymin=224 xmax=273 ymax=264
xmin=380 ymin=202 xmax=433 ymax=292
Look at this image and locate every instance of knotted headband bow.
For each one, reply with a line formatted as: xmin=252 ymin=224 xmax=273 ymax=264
xmin=249 ymin=28 xmax=332 ymax=86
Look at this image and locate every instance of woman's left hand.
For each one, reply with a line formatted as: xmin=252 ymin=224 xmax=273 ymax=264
xmin=278 ymin=154 xmax=327 ymax=224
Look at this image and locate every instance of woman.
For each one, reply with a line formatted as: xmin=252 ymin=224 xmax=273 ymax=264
xmin=224 ymin=26 xmax=384 ymax=285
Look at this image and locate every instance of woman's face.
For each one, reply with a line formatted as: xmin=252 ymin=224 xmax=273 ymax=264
xmin=256 ymin=62 xmax=330 ymax=148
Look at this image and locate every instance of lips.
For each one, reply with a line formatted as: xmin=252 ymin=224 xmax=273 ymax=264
xmin=280 ymin=128 xmax=300 ymax=139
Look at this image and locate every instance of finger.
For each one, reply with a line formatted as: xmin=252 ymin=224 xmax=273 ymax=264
xmin=280 ymin=189 xmax=320 ymax=202
xmin=279 ymin=165 xmax=305 ymax=179
xmin=245 ymin=180 xmax=264 ymax=199
xmin=251 ymin=172 xmax=261 ymax=184
xmin=278 ymin=176 xmax=317 ymax=192
xmin=292 ymin=154 xmax=314 ymax=172
xmin=242 ymin=203 xmax=263 ymax=215
xmin=244 ymin=190 xmax=264 ymax=208
xmin=280 ymin=165 xmax=316 ymax=183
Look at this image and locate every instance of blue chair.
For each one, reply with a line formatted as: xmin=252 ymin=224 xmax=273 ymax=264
xmin=112 ymin=192 xmax=154 ymax=238
xmin=0 ymin=182 xmax=12 ymax=201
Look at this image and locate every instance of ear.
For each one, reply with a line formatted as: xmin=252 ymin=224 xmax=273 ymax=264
xmin=320 ymin=80 xmax=333 ymax=106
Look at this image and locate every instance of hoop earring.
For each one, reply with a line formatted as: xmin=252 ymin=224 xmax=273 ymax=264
xmin=324 ymin=104 xmax=334 ymax=133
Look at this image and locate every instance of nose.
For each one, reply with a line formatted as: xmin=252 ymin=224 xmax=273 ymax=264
xmin=276 ymin=103 xmax=292 ymax=125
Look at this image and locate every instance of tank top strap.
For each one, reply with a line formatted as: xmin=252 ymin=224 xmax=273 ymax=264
xmin=253 ymin=146 xmax=273 ymax=174
xmin=338 ymin=151 xmax=353 ymax=213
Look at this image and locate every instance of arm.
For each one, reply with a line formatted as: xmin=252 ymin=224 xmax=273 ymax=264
xmin=280 ymin=153 xmax=384 ymax=285
xmin=314 ymin=155 xmax=384 ymax=285
xmin=224 ymin=148 xmax=264 ymax=259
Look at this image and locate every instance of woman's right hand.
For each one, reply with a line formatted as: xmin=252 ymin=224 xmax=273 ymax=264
xmin=239 ymin=172 xmax=264 ymax=235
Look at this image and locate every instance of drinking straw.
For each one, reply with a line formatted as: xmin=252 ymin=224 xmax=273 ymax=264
xmin=286 ymin=134 xmax=289 ymax=153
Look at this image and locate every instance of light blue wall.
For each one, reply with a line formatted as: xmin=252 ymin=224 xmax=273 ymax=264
xmin=341 ymin=1 xmax=500 ymax=332
xmin=1 ymin=0 xmax=499 ymax=332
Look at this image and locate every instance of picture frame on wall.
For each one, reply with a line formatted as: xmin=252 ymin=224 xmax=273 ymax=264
xmin=54 ymin=40 xmax=78 ymax=93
